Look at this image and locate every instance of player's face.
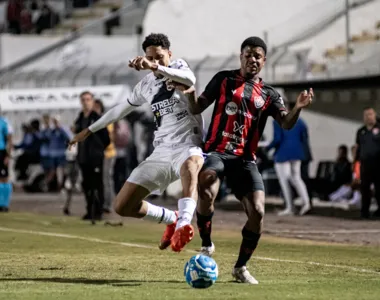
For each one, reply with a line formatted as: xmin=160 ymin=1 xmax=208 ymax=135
xmin=145 ymin=46 xmax=172 ymax=68
xmin=80 ymin=93 xmax=94 ymax=112
xmin=240 ymin=46 xmax=266 ymax=78
xmin=363 ymin=108 xmax=376 ymax=126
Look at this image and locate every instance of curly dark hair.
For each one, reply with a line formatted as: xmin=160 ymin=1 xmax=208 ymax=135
xmin=142 ymin=33 xmax=171 ymax=52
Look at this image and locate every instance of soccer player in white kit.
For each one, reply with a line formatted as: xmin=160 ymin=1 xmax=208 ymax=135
xmin=69 ymin=33 xmax=203 ymax=252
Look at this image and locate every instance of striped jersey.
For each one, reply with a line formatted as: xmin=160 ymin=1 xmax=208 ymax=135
xmin=201 ymin=70 xmax=287 ymax=160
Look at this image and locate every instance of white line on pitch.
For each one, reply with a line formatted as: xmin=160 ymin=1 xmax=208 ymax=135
xmin=265 ymin=229 xmax=380 ymax=234
xmin=0 ymin=227 xmax=378 ymax=276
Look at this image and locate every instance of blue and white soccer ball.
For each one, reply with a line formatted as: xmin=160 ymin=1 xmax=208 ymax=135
xmin=184 ymin=254 xmax=218 ymax=288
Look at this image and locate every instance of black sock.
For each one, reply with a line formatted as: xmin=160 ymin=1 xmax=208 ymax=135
xmin=234 ymin=227 xmax=261 ymax=268
xmin=196 ymin=211 xmax=214 ymax=247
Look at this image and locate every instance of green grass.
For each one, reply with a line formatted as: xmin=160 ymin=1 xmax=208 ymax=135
xmin=0 ymin=212 xmax=379 ymax=300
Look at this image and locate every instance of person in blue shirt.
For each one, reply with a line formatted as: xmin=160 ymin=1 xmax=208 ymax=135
xmin=49 ymin=115 xmax=71 ymax=190
xmin=267 ymin=105 xmax=311 ymax=216
xmin=0 ymin=107 xmax=13 ymax=212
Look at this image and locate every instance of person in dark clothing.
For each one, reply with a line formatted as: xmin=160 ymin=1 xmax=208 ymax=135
xmin=35 ymin=4 xmax=60 ymax=34
xmin=7 ymin=0 xmax=23 ymax=34
xmin=74 ymin=91 xmax=110 ymax=221
xmin=355 ymin=107 xmax=380 ymax=219
xmin=328 ymin=145 xmax=353 ymax=202
xmin=15 ymin=119 xmax=42 ymax=180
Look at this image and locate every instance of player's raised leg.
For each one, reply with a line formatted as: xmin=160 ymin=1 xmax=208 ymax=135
xmin=114 ymin=181 xmax=178 ymax=224
xmin=114 ymin=160 xmax=178 ymax=227
xmin=169 ymin=154 xmax=204 ymax=252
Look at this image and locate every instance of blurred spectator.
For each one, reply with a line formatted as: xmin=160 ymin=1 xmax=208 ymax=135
xmin=0 ymin=108 xmax=13 ymax=212
xmin=40 ymin=114 xmax=53 ymax=191
xmin=267 ymin=112 xmax=311 ymax=216
xmin=50 ymin=115 xmax=71 ymax=190
xmin=328 ymin=145 xmax=352 ymax=202
xmin=15 ymin=119 xmax=41 ymax=180
xmin=94 ymin=99 xmax=116 ymax=213
xmin=20 ymin=6 xmax=33 ymax=33
xmin=73 ymin=0 xmax=99 ymax=8
xmin=74 ymin=91 xmax=110 ymax=221
xmin=7 ymin=0 xmax=23 ymax=34
xmin=355 ymin=107 xmax=380 ymax=219
xmin=113 ymin=119 xmax=129 ymax=194
xmin=104 ymin=7 xmax=120 ymax=36
xmin=300 ymin=117 xmax=313 ymax=201
xmin=35 ymin=4 xmax=60 ymax=34
xmin=63 ymin=129 xmax=80 ymax=216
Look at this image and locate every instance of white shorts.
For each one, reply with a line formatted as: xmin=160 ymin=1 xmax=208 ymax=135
xmin=127 ymin=144 xmax=204 ymax=195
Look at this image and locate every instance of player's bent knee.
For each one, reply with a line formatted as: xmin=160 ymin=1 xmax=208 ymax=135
xmin=113 ymin=182 xmax=149 ymax=217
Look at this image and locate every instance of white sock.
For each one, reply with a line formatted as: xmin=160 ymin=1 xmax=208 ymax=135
xmin=143 ymin=202 xmax=177 ymax=225
xmin=176 ymin=197 xmax=196 ymax=230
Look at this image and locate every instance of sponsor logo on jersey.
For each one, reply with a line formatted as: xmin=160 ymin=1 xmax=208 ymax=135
xmin=225 ymin=102 xmax=252 ymax=119
xmin=222 ymin=131 xmax=245 ymax=144
xmin=225 ymin=102 xmax=238 ymax=115
xmin=151 ymin=93 xmax=180 ymax=117
xmin=233 ymin=121 xmax=245 ymax=134
xmin=254 ymin=96 xmax=265 ymax=109
xmin=175 ymin=110 xmax=189 ymax=121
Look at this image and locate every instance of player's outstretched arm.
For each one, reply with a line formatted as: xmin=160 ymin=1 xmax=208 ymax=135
xmin=68 ymin=100 xmax=137 ymax=148
xmin=129 ymin=57 xmax=196 ymax=87
xmin=279 ymin=88 xmax=313 ymax=130
xmin=154 ymin=64 xmax=196 ymax=87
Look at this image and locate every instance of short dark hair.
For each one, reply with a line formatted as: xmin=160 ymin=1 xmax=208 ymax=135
xmin=94 ymin=99 xmax=105 ymax=114
xmin=30 ymin=119 xmax=40 ymax=131
xmin=241 ymin=36 xmax=267 ymax=55
xmin=338 ymin=144 xmax=348 ymax=154
xmin=363 ymin=106 xmax=375 ymax=111
xmin=142 ymin=33 xmax=170 ymax=52
xmin=80 ymin=91 xmax=93 ymax=99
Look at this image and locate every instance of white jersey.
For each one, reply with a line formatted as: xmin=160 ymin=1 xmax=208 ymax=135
xmin=128 ymin=59 xmax=203 ymax=147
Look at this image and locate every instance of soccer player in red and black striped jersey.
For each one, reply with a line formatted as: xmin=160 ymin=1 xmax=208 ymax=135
xmin=186 ymin=36 xmax=313 ymax=284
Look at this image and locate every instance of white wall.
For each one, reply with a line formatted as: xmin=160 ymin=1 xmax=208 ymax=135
xmin=0 ymin=35 xmax=139 ymax=70
xmin=144 ymin=0 xmax=380 ymax=61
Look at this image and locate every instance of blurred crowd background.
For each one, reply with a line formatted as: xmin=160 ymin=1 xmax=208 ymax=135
xmin=1 ymin=0 xmax=380 ymax=220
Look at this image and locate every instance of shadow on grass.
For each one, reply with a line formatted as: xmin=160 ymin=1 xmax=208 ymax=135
xmin=0 ymin=277 xmax=184 ymax=286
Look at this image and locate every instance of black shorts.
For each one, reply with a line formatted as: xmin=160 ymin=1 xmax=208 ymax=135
xmin=202 ymin=151 xmax=264 ymax=200
xmin=0 ymin=150 xmax=9 ymax=178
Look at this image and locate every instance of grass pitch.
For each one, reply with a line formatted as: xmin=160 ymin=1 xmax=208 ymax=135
xmin=0 ymin=212 xmax=379 ymax=300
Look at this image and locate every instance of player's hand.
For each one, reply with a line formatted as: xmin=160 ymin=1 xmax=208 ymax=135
xmin=128 ymin=56 xmax=156 ymax=71
xmin=182 ymin=85 xmax=195 ymax=94
xmin=296 ymin=88 xmax=313 ymax=109
xmin=68 ymin=128 xmax=92 ymax=149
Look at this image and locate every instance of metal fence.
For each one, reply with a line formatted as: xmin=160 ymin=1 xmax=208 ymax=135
xmin=0 ymin=50 xmax=310 ymax=92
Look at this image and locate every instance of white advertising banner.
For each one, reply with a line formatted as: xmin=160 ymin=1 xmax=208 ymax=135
xmin=0 ymin=85 xmax=130 ymax=111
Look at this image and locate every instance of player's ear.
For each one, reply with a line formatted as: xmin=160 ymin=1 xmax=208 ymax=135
xmin=168 ymin=50 xmax=172 ymax=58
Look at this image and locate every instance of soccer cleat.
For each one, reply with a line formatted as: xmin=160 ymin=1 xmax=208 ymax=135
xmin=158 ymin=211 xmax=178 ymax=250
xmin=170 ymin=224 xmax=194 ymax=252
xmin=200 ymin=242 xmax=215 ymax=257
xmin=232 ymin=266 xmax=259 ymax=284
